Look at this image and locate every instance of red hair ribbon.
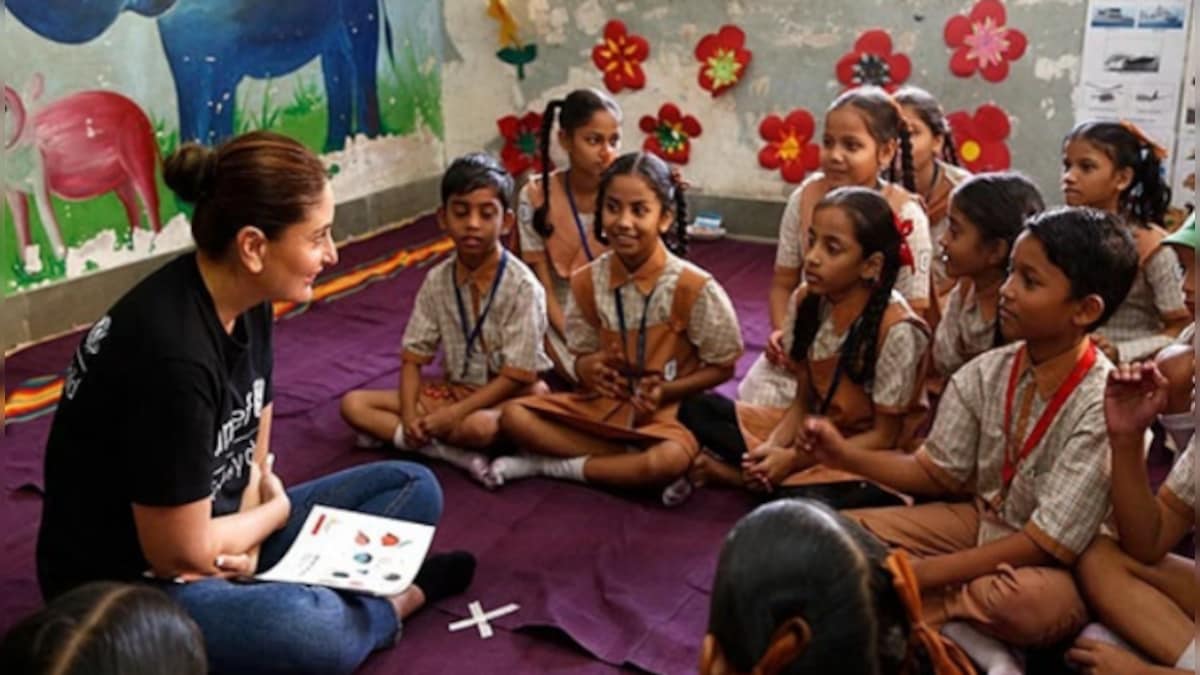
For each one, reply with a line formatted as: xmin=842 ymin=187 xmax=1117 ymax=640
xmin=1119 ymin=119 xmax=1168 ymax=160
xmin=893 ymin=214 xmax=914 ymax=267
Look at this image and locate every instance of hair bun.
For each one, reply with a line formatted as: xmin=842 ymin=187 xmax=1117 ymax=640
xmin=163 ymin=142 xmax=219 ymax=203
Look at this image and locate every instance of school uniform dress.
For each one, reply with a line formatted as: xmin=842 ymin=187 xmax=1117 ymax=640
xmin=849 ymin=339 xmax=1113 ymax=647
xmin=37 ymin=254 xmax=445 ymax=675
xmin=1095 ymin=225 xmax=1189 ymax=362
xmin=401 ymin=250 xmax=552 ymax=409
xmin=1159 ymin=437 xmax=1196 ymax=523
xmin=931 ymin=277 xmax=1001 ymax=381
xmin=736 ymin=289 xmax=932 ymax=486
xmin=738 ymin=172 xmax=933 ymax=407
xmin=509 ymin=243 xmax=742 ymax=457
xmin=515 ymin=170 xmax=608 ymax=381
xmin=924 ymin=161 xmax=972 ymax=311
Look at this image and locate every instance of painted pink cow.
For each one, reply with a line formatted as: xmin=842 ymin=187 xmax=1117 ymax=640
xmin=4 ymin=80 xmax=161 ymax=269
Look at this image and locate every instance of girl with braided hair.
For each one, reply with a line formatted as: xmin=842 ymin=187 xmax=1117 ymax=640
xmin=514 ymin=88 xmax=622 ymax=383
xmin=739 ymin=86 xmax=933 ymax=410
xmin=674 ymin=188 xmax=931 ymax=508
xmin=1062 ymin=119 xmax=1189 ymax=363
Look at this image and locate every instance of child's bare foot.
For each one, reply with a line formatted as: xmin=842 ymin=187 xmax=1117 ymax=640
xmin=688 ymin=452 xmax=743 ymax=489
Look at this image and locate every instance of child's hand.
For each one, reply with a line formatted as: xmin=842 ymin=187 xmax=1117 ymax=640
xmin=577 ymin=351 xmax=627 ymax=400
xmin=1067 ymin=638 xmax=1151 ymax=675
xmin=742 ymin=443 xmax=798 ymax=490
xmin=1091 ymin=333 xmax=1119 ymax=363
xmin=1104 ymin=361 xmax=1167 ymax=441
xmin=418 ymin=406 xmax=464 ymax=440
xmin=631 ymin=375 xmax=664 ymax=416
xmin=764 ymin=329 xmax=789 ymax=366
xmin=797 ymin=417 xmax=850 ymax=467
xmin=403 ymin=412 xmax=429 ymax=448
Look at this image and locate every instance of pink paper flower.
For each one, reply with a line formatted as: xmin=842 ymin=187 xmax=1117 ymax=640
xmin=944 ymin=0 xmax=1028 ymax=82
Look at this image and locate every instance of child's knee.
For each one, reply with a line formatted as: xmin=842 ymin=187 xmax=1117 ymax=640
xmin=498 ymin=401 xmax=532 ymax=436
xmin=339 ymin=390 xmax=366 ymax=420
xmin=457 ymin=410 xmax=501 ymax=447
xmin=643 ymin=443 xmax=692 ymax=483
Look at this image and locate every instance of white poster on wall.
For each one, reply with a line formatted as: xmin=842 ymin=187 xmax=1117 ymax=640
xmin=1170 ymin=13 xmax=1196 ymax=209
xmin=1077 ymin=2 xmax=1191 ymax=190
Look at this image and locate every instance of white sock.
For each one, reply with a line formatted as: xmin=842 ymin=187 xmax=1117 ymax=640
xmin=392 ymin=423 xmax=415 ymax=450
xmin=1176 ymin=639 xmax=1196 ymax=669
xmin=941 ymin=622 xmax=1024 ymax=675
xmin=491 ymin=454 xmax=587 ymax=485
xmin=355 ymin=432 xmax=385 ymax=449
xmin=1078 ymin=622 xmax=1133 ymax=651
xmin=661 ymin=476 xmax=694 ymax=507
xmin=418 ymin=441 xmax=497 ymax=489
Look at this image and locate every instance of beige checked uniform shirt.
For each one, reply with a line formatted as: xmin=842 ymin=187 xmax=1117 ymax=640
xmin=1161 ymin=437 xmax=1196 ymax=520
xmin=401 ymin=251 xmax=552 ymax=386
xmin=933 ymin=279 xmax=1001 ymax=378
xmin=916 ymin=340 xmax=1114 ymax=563
xmin=565 ymin=249 xmax=744 ymax=368
xmin=1096 ymin=246 xmax=1188 ymax=362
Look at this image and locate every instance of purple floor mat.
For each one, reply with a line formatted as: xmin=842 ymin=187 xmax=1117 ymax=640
xmin=0 ymin=218 xmax=770 ymax=673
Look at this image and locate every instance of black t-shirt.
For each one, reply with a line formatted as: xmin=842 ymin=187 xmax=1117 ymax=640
xmin=36 ymin=254 xmax=274 ymax=600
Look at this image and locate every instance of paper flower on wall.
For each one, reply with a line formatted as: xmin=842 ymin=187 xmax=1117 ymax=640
xmin=836 ymin=29 xmax=911 ymax=91
xmin=488 ymin=0 xmax=537 ymax=79
xmin=592 ymin=20 xmax=650 ymax=93
xmin=758 ymin=109 xmax=821 ymax=183
xmin=947 ymin=104 xmax=1011 ymax=172
xmin=639 ymin=104 xmax=702 ymax=164
xmin=944 ymin=0 xmax=1027 ymax=82
xmin=497 ymin=111 xmax=548 ymax=177
xmin=695 ymin=25 xmax=752 ymax=97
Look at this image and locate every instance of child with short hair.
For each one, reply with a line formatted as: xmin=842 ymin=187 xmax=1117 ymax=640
xmin=516 ymin=88 xmax=623 ymax=382
xmin=800 ymin=207 xmax=1139 ymax=671
xmin=495 ymin=152 xmax=743 ymax=493
xmin=893 ymin=85 xmax=971 ymax=309
xmin=1154 ymin=213 xmax=1196 ymax=453
xmin=702 ymin=499 xmax=975 ymax=675
xmin=1062 ymin=120 xmax=1189 ymax=363
xmin=933 ymin=172 xmax=1044 ymax=380
xmin=677 ymin=188 xmax=930 ymax=508
xmin=1067 ymin=364 xmax=1196 ymax=675
xmin=741 ymin=86 xmax=933 ymax=408
xmin=341 ymin=153 xmax=552 ymax=488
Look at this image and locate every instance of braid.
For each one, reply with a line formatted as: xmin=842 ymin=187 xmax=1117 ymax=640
xmin=1127 ymin=149 xmax=1170 ymax=226
xmin=896 ymin=124 xmax=917 ymax=193
xmin=789 ymin=295 xmax=824 ymax=363
xmin=669 ymin=181 xmax=689 ymax=256
xmin=941 ymin=129 xmax=960 ymax=166
xmin=531 ymin=100 xmax=563 ymax=238
xmin=842 ymin=282 xmax=893 ymax=385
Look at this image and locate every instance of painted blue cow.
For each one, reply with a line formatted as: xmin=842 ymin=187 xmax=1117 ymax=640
xmin=157 ymin=0 xmax=392 ymax=150
xmin=8 ymin=0 xmax=178 ymax=44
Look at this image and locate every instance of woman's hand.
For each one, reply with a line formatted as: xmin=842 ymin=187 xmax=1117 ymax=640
xmin=259 ymin=454 xmax=290 ymax=522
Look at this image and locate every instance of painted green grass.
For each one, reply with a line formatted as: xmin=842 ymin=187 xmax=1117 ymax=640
xmin=2 ymin=47 xmax=442 ymax=294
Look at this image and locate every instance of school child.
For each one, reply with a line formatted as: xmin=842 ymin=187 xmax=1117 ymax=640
xmin=799 ymin=207 xmax=1139 ymax=672
xmin=677 ymin=188 xmax=931 ymax=506
xmin=894 ymin=85 xmax=971 ymax=309
xmin=494 ymin=152 xmax=743 ymax=493
xmin=1067 ymin=364 xmax=1196 ymax=675
xmin=740 ymin=85 xmax=933 ymax=408
xmin=341 ymin=153 xmax=552 ymax=488
xmin=702 ymin=499 xmax=975 ymax=675
xmin=1062 ymin=120 xmax=1189 ymax=363
xmin=1154 ymin=213 xmax=1197 ymax=453
xmin=933 ymin=173 xmax=1044 ymax=380
xmin=515 ymin=88 xmax=623 ymax=382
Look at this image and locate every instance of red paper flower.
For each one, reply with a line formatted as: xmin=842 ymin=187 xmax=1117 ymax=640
xmin=639 ymin=104 xmax=702 ymax=164
xmin=836 ymin=29 xmax=911 ymax=91
xmin=758 ymin=109 xmax=821 ymax=183
xmin=946 ymin=104 xmax=1011 ymax=172
xmin=592 ymin=20 xmax=650 ymax=93
xmin=893 ymin=215 xmax=915 ymax=267
xmin=944 ymin=0 xmax=1028 ymax=82
xmin=497 ymin=111 xmax=549 ymax=177
xmin=695 ymin=25 xmax=752 ymax=97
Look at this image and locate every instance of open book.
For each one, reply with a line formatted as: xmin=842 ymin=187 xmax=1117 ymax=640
xmin=256 ymin=505 xmax=435 ymax=596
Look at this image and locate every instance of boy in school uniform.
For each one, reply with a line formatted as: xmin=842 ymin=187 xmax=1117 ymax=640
xmin=341 ymin=153 xmax=551 ymax=487
xmin=800 ymin=207 xmax=1139 ymax=667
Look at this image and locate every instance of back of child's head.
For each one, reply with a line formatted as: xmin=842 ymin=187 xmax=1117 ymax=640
xmin=892 ymin=86 xmax=958 ymax=166
xmin=593 ymin=151 xmax=687 ymax=256
xmin=706 ymin=500 xmax=911 ymax=675
xmin=828 ymin=86 xmax=916 ymax=193
xmin=0 ymin=582 xmax=207 ymax=675
xmin=532 ymin=88 xmax=623 ymax=236
xmin=1064 ymin=120 xmax=1170 ymax=226
xmin=441 ymin=151 xmax=514 ymax=209
xmin=791 ymin=187 xmax=903 ymax=386
xmin=950 ymin=172 xmax=1044 ymax=254
xmin=1025 ymin=206 xmax=1138 ymax=331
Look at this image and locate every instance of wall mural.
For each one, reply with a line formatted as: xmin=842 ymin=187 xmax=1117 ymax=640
xmin=2 ymin=0 xmax=445 ymax=294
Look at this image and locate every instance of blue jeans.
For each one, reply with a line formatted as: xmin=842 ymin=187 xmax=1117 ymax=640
xmin=163 ymin=461 xmax=444 ymax=675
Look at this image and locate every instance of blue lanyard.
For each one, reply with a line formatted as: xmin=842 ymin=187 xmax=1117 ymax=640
xmin=453 ymin=251 xmax=508 ymax=378
xmin=614 ymin=284 xmax=655 ymax=392
xmin=563 ymin=170 xmax=595 ymax=261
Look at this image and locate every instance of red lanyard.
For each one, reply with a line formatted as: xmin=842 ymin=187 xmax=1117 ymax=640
xmin=1001 ymin=341 xmax=1097 ymax=488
